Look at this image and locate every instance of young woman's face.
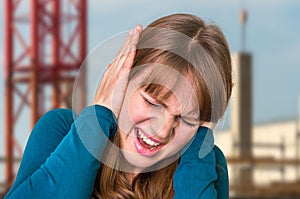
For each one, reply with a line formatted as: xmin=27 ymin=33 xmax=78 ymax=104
xmin=117 ymin=70 xmax=200 ymax=171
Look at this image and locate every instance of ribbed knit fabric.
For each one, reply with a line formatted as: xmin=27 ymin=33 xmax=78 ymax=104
xmin=5 ymin=105 xmax=228 ymax=199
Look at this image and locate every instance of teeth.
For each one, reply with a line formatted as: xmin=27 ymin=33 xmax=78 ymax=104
xmin=137 ymin=128 xmax=160 ymax=147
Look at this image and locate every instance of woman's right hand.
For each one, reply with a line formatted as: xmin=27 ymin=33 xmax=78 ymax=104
xmin=94 ymin=25 xmax=143 ymax=118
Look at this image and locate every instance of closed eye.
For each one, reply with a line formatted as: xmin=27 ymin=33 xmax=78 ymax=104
xmin=143 ymin=96 xmax=161 ymax=109
xmin=141 ymin=90 xmax=198 ymax=128
xmin=180 ymin=118 xmax=197 ymax=127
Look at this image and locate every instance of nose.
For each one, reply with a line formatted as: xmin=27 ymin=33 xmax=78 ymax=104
xmin=150 ymin=110 xmax=180 ymax=141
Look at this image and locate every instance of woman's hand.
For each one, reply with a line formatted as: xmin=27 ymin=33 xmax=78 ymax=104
xmin=94 ymin=25 xmax=143 ymax=117
xmin=173 ymin=127 xmax=218 ymax=199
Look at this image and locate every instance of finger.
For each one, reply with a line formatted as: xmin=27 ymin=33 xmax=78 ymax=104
xmin=122 ymin=25 xmax=143 ymax=70
xmin=118 ymin=25 xmax=142 ymax=59
xmin=116 ymin=28 xmax=135 ymax=59
xmin=109 ymin=28 xmax=136 ymax=71
xmin=130 ymin=24 xmax=143 ymax=46
xmin=122 ymin=44 xmax=137 ymax=70
xmin=114 ymin=25 xmax=143 ymax=71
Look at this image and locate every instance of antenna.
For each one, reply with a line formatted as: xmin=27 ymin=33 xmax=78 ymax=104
xmin=297 ymin=96 xmax=300 ymax=178
xmin=240 ymin=8 xmax=248 ymax=52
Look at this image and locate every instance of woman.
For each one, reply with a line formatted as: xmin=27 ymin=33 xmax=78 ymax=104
xmin=5 ymin=14 xmax=232 ymax=199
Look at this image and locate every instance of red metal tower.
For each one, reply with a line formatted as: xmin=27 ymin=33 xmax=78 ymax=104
xmin=4 ymin=0 xmax=87 ymax=192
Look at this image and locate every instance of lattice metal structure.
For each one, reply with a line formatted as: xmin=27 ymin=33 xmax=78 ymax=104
xmin=4 ymin=0 xmax=87 ymax=192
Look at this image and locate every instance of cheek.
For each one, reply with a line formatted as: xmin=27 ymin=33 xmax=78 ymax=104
xmin=172 ymin=127 xmax=197 ymax=148
xmin=119 ymin=90 xmax=150 ymax=133
xmin=128 ymin=95 xmax=149 ymax=124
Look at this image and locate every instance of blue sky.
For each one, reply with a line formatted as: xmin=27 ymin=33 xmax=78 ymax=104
xmin=86 ymin=0 xmax=300 ymax=123
xmin=84 ymin=0 xmax=300 ymax=122
xmin=0 ymin=0 xmax=300 ymax=181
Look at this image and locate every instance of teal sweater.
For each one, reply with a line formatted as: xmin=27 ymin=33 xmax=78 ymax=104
xmin=5 ymin=105 xmax=227 ymax=198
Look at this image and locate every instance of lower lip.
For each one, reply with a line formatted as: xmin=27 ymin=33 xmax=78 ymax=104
xmin=134 ymin=129 xmax=163 ymax=157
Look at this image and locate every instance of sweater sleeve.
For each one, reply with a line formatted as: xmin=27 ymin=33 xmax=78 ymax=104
xmin=173 ymin=127 xmax=218 ymax=199
xmin=5 ymin=105 xmax=117 ymax=199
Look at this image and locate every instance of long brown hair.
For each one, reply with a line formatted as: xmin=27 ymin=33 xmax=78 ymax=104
xmin=91 ymin=13 xmax=232 ymax=199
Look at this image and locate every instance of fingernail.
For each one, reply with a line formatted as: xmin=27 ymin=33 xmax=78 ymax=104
xmin=136 ymin=24 xmax=142 ymax=31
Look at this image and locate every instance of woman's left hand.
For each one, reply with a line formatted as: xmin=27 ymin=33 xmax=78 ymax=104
xmin=173 ymin=127 xmax=218 ymax=199
xmin=94 ymin=25 xmax=143 ymax=118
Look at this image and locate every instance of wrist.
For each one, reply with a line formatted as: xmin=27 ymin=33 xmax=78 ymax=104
xmin=180 ymin=126 xmax=214 ymax=161
xmin=73 ymin=105 xmax=117 ymax=161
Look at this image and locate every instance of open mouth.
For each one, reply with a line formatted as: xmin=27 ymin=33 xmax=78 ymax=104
xmin=134 ymin=127 xmax=164 ymax=156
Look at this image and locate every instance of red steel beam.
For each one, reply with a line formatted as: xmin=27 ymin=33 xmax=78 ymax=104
xmin=78 ymin=0 xmax=87 ymax=109
xmin=4 ymin=0 xmax=14 ymax=190
xmin=52 ymin=0 xmax=60 ymax=108
xmin=3 ymin=0 xmax=87 ymax=193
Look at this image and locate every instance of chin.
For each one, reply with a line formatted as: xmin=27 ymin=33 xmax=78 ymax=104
xmin=120 ymin=150 xmax=159 ymax=172
xmin=120 ymin=150 xmax=179 ymax=173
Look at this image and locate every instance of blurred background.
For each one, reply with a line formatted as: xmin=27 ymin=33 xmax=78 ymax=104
xmin=0 ymin=0 xmax=300 ymax=198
